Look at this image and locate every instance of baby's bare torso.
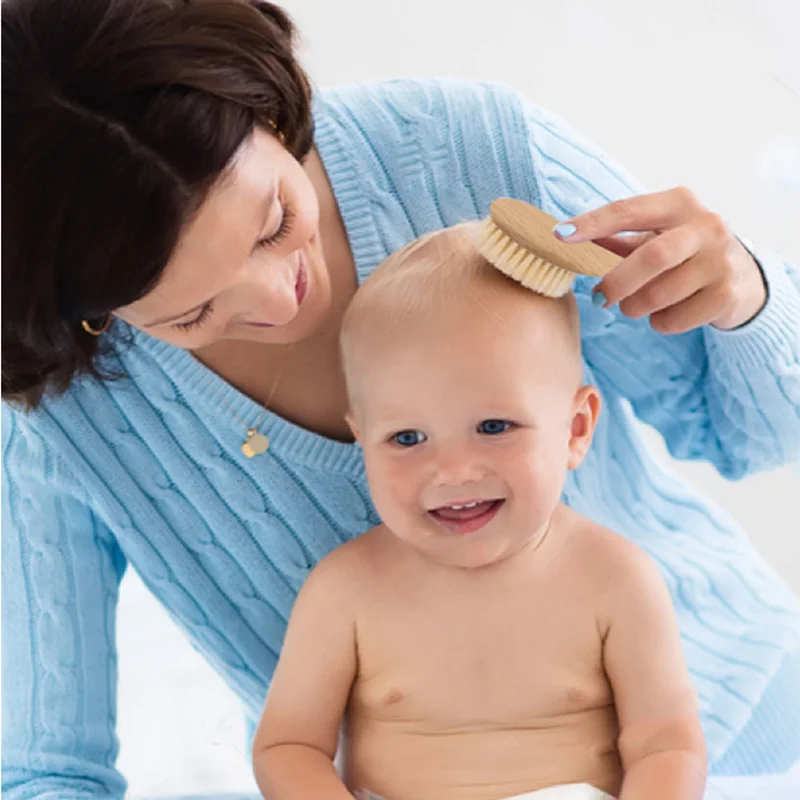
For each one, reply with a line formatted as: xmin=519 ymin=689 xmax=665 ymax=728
xmin=341 ymin=509 xmax=623 ymax=800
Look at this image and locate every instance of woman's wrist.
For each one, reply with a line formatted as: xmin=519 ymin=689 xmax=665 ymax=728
xmin=703 ymin=246 xmax=800 ymax=369
xmin=709 ymin=237 xmax=768 ymax=330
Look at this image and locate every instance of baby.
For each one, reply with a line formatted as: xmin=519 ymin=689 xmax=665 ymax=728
xmin=252 ymin=224 xmax=707 ymax=800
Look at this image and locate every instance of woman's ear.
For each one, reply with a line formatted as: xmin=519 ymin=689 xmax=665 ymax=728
xmin=567 ymin=385 xmax=602 ymax=470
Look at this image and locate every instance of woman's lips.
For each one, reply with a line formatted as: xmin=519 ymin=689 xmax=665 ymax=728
xmin=295 ymin=260 xmax=307 ymax=305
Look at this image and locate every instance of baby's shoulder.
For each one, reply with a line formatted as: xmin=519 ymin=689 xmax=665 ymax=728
xmin=557 ymin=512 xmax=668 ymax=641
xmin=561 ymin=508 xmax=661 ymax=591
xmin=305 ymin=525 xmax=395 ymax=594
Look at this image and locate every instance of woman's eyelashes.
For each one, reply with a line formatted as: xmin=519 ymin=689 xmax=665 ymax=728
xmin=173 ymin=300 xmax=215 ymax=332
xmin=258 ymin=203 xmax=295 ymax=248
xmin=172 ymin=204 xmax=296 ymax=333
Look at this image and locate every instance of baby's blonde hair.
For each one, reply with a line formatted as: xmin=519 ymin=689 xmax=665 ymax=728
xmin=341 ymin=222 xmax=578 ymax=340
xmin=345 ymin=223 xmax=489 ymax=323
xmin=340 ymin=222 xmax=581 ymax=387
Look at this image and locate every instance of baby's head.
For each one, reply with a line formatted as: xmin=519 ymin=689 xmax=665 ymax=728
xmin=341 ymin=223 xmax=601 ymax=569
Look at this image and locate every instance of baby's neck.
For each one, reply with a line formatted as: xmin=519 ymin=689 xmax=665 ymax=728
xmin=401 ymin=505 xmax=569 ymax=584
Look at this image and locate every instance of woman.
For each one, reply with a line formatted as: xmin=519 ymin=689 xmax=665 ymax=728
xmin=2 ymin=0 xmax=798 ymax=796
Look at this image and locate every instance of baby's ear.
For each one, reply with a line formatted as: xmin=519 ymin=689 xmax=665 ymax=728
xmin=567 ymin=385 xmax=602 ymax=470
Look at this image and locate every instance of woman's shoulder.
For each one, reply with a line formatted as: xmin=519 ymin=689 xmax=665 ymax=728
xmin=2 ymin=329 xmax=172 ymax=472
xmin=313 ymin=77 xmax=619 ymax=219
xmin=317 ymin=76 xmax=517 ymax=104
xmin=313 ymin=77 xmax=591 ymax=148
xmin=313 ymin=78 xmax=548 ymax=227
xmin=3 ymin=371 xmax=106 ymax=443
xmin=315 ymin=76 xmax=534 ymax=132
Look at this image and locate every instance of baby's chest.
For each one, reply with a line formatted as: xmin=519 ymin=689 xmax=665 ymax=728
xmin=351 ymin=602 xmax=610 ymax=726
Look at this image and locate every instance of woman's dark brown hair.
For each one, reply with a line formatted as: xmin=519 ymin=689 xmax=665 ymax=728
xmin=2 ymin=0 xmax=314 ymax=407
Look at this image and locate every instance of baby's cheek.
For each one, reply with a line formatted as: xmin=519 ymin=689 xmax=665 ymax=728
xmin=515 ymin=453 xmax=568 ymax=503
xmin=366 ymin=459 xmax=418 ymax=515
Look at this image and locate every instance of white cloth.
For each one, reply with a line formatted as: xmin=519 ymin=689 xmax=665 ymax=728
xmin=498 ymin=767 xmax=800 ymax=800
xmin=354 ymin=787 xmax=609 ymax=800
xmin=158 ymin=765 xmax=800 ymax=799
xmin=502 ymin=785 xmax=611 ymax=800
xmin=355 ymin=789 xmax=610 ymax=800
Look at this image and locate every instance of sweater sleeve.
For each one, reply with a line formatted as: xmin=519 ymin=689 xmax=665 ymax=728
xmin=513 ymin=91 xmax=800 ymax=479
xmin=2 ymin=405 xmax=128 ymax=799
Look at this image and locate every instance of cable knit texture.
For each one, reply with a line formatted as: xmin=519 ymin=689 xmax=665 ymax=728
xmin=3 ymin=79 xmax=800 ymax=799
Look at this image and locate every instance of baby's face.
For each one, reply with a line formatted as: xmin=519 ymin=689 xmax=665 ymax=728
xmin=349 ymin=296 xmax=584 ymax=569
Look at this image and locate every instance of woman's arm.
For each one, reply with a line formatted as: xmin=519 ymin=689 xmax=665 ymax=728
xmin=321 ymin=76 xmax=798 ymax=477
xmin=2 ymin=406 xmax=128 ymax=799
xmin=252 ymin=549 xmax=359 ymax=800
xmin=516 ymin=91 xmax=800 ymax=478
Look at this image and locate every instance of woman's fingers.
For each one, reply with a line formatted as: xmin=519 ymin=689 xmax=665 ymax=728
xmin=617 ymin=254 xmax=711 ymax=320
xmin=554 ymin=187 xmax=702 ymax=243
xmin=554 ymin=186 xmax=767 ymax=333
xmin=592 ymin=232 xmax=654 ymax=258
xmin=648 ymin=284 xmax=732 ymax=335
xmin=597 ymin=224 xmax=706 ymax=307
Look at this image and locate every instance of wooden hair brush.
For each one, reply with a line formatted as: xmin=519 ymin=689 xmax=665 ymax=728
xmin=478 ymin=198 xmax=620 ymax=297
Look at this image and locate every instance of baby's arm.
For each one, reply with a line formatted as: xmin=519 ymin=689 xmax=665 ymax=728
xmin=252 ymin=551 xmax=358 ymax=800
xmin=601 ymin=541 xmax=707 ymax=800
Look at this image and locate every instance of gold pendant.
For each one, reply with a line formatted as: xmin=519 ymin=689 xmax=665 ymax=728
xmin=242 ymin=429 xmax=269 ymax=459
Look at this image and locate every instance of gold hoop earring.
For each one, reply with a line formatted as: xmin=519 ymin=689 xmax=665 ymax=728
xmin=81 ymin=315 xmax=112 ymax=336
xmin=267 ymin=118 xmax=285 ymax=144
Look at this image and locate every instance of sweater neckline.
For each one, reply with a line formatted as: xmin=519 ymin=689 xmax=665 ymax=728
xmin=129 ymin=97 xmax=382 ymax=477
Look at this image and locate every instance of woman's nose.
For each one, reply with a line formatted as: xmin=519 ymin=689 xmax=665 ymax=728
xmin=244 ymin=258 xmax=299 ymax=325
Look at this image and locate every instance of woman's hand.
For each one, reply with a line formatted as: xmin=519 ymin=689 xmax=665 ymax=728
xmin=553 ymin=187 xmax=767 ymax=333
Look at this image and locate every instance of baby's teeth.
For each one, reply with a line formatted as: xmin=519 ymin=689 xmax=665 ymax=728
xmin=450 ymin=501 xmax=480 ymax=510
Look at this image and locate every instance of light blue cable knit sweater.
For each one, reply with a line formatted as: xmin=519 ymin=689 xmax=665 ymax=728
xmin=3 ymin=79 xmax=800 ymax=798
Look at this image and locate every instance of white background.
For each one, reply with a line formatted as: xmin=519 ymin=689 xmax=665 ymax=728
xmin=117 ymin=1 xmax=800 ymax=795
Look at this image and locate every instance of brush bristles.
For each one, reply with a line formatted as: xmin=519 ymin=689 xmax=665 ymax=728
xmin=478 ymin=218 xmax=576 ymax=298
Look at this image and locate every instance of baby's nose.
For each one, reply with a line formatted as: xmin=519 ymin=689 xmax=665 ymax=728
xmin=432 ymin=447 xmax=487 ymax=487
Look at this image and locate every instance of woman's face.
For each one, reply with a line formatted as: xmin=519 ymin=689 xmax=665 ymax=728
xmin=115 ymin=127 xmax=332 ymax=349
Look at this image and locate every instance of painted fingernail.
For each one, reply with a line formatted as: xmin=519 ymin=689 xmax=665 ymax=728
xmin=553 ymin=222 xmax=577 ymax=240
xmin=592 ymin=290 xmax=607 ymax=308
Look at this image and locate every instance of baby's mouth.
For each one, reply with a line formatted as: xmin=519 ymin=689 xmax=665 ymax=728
xmin=428 ymin=499 xmax=505 ymax=534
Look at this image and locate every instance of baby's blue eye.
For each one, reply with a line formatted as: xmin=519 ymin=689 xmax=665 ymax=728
xmin=478 ymin=419 xmax=512 ymax=435
xmin=392 ymin=430 xmax=427 ymax=447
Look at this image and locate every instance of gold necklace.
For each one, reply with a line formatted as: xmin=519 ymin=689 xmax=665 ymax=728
xmin=199 ymin=346 xmax=294 ymax=459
